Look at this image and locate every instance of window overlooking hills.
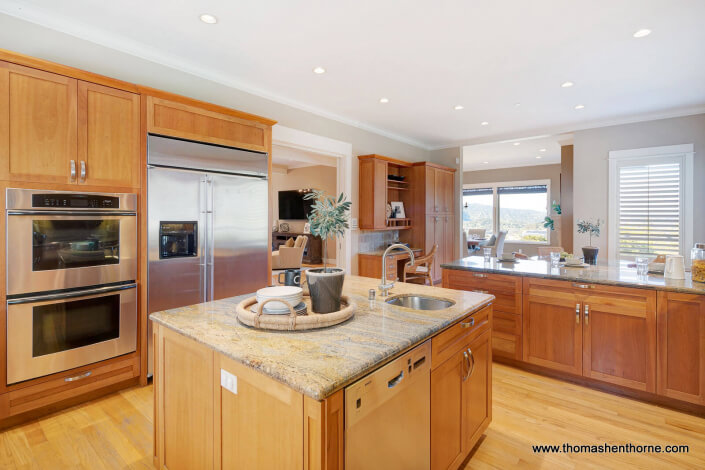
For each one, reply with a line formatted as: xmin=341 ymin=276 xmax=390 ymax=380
xmin=463 ymin=181 xmax=549 ymax=243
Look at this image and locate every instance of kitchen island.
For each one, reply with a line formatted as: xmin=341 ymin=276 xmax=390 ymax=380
xmin=441 ymin=256 xmax=705 ymax=411
xmin=150 ymin=275 xmax=494 ymax=470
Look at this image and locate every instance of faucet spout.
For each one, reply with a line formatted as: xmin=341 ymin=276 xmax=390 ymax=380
xmin=379 ymin=244 xmax=415 ymax=297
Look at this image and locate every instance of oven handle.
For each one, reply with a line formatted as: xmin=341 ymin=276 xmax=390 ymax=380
xmin=7 ymin=210 xmax=137 ymax=216
xmin=7 ymin=283 xmax=137 ymax=305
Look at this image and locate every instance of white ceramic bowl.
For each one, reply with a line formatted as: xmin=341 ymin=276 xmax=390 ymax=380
xmin=256 ymin=286 xmax=303 ymax=311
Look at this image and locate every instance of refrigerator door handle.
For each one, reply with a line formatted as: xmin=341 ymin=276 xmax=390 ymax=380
xmin=206 ymin=176 xmax=215 ymax=301
xmin=199 ymin=176 xmax=209 ymax=304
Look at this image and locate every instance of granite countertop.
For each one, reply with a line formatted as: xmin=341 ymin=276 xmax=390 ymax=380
xmin=149 ymin=275 xmax=493 ymax=400
xmin=359 ymin=247 xmax=424 ymax=256
xmin=442 ymin=256 xmax=705 ymax=295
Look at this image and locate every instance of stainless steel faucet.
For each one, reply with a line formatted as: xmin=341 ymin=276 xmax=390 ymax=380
xmin=379 ymin=244 xmax=415 ymax=297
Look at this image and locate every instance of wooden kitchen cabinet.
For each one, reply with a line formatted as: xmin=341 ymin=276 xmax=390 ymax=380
xmin=657 ymin=292 xmax=705 ymax=405
xmin=431 ymin=306 xmax=492 ymax=470
xmin=523 ymin=278 xmax=583 ymax=375
xmin=425 ymin=166 xmax=454 ymax=214
xmin=78 ymin=81 xmax=140 ymax=188
xmin=582 ymin=285 xmax=656 ymax=393
xmin=0 ymin=61 xmax=77 ymax=183
xmin=442 ymin=270 xmax=523 ymax=360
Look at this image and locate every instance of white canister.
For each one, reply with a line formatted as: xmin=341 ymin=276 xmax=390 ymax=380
xmin=664 ymin=255 xmax=686 ymax=280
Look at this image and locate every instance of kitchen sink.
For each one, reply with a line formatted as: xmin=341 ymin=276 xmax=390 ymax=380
xmin=385 ymin=294 xmax=455 ymax=310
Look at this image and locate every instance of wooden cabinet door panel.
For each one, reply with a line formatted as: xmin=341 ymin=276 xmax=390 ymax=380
xmin=217 ymin=355 xmax=303 ymax=470
xmin=1 ymin=62 xmax=77 ymax=183
xmin=523 ymin=278 xmax=582 ymax=374
xmin=431 ymin=348 xmax=465 ymax=470
xmin=440 ymin=215 xmax=454 ymax=273
xmin=439 ymin=170 xmax=454 ymax=213
xmin=582 ymin=289 xmax=656 ymax=392
xmin=463 ymin=330 xmax=491 ymax=451
xmin=78 ymin=81 xmax=139 ymax=188
xmin=657 ymin=292 xmax=705 ymax=405
xmin=426 ymin=167 xmax=437 ymax=213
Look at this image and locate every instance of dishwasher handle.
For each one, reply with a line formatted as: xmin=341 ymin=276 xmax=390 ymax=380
xmin=387 ymin=371 xmax=404 ymax=388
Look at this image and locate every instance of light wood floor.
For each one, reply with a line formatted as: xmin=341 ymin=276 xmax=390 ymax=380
xmin=1 ymin=363 xmax=703 ymax=469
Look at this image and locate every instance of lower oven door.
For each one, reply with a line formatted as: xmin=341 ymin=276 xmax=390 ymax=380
xmin=6 ymin=283 xmax=137 ymax=384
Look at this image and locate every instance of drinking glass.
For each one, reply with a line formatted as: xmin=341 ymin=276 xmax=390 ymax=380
xmin=636 ymin=256 xmax=649 ymax=277
xmin=483 ymin=247 xmax=492 ymax=262
xmin=550 ymin=251 xmax=560 ymax=266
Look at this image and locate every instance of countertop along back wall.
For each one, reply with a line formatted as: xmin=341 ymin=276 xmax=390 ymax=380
xmin=0 ymin=14 xmax=433 ymax=274
xmin=572 ymin=113 xmax=705 ymax=259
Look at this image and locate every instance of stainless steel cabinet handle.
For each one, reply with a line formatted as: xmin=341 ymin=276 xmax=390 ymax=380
xmin=79 ymin=161 xmax=86 ymax=182
xmin=464 ymin=348 xmax=475 ymax=380
xmin=70 ymin=160 xmax=76 ymax=182
xmin=585 ymin=304 xmax=590 ymax=325
xmin=462 ymin=351 xmax=470 ymax=381
xmin=572 ymin=283 xmax=594 ymax=289
xmin=461 ymin=317 xmax=475 ymax=328
xmin=64 ymin=371 xmax=91 ymax=382
xmin=575 ymin=303 xmax=581 ymax=324
xmin=473 ymin=273 xmax=487 ymax=278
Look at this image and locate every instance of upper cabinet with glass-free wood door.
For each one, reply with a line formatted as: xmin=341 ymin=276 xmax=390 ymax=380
xmin=0 ymin=61 xmax=140 ymax=188
xmin=424 ymin=165 xmax=455 ymax=214
xmin=0 ymin=62 xmax=77 ymax=184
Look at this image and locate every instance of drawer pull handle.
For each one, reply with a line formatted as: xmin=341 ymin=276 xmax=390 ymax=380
xmin=473 ymin=273 xmax=487 ymax=278
xmin=64 ymin=371 xmax=91 ymax=382
xmin=461 ymin=317 xmax=475 ymax=328
xmin=413 ymin=356 xmax=426 ymax=369
xmin=575 ymin=303 xmax=580 ymax=324
xmin=572 ymin=283 xmax=594 ymax=289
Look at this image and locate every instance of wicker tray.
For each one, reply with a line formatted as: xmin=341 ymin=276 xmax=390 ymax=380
xmin=235 ymin=296 xmax=354 ymax=331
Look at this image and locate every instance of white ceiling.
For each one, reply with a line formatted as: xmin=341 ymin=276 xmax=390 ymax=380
xmin=463 ymin=136 xmax=564 ymax=172
xmin=272 ymin=144 xmax=337 ymax=170
xmin=2 ymin=0 xmax=704 ymax=149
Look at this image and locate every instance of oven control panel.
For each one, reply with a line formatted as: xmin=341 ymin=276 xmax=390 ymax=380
xmin=31 ymin=194 xmax=120 ymax=209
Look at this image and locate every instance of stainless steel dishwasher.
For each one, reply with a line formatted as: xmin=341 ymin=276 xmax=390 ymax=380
xmin=345 ymin=340 xmax=431 ymax=470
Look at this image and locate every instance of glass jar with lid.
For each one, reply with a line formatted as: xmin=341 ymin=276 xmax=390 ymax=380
xmin=692 ymin=243 xmax=705 ymax=283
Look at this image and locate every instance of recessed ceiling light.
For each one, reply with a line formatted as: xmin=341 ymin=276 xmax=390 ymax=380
xmin=539 ymin=148 xmax=547 ymax=152
xmin=312 ymin=66 xmax=326 ymax=74
xmin=536 ymin=156 xmax=542 ymax=159
xmin=514 ymin=103 xmax=521 ymax=107
xmin=633 ymin=28 xmax=652 ymax=38
xmin=379 ymin=97 xmax=389 ymax=104
xmin=561 ymin=81 xmax=574 ymax=88
xmin=480 ymin=121 xmax=489 ymax=126
xmin=482 ymin=161 xmax=489 ymax=164
xmin=513 ymin=142 xmax=521 ymax=146
xmin=454 ymin=105 xmax=464 ymax=110
xmin=574 ymin=104 xmax=585 ymax=110
xmin=199 ymin=14 xmax=217 ymax=24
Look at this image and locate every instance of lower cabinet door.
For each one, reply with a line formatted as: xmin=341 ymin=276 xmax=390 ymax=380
xmin=431 ymin=348 xmax=465 ymax=470
xmin=463 ymin=330 xmax=491 ymax=450
xmin=582 ymin=289 xmax=657 ymax=392
xmin=523 ymin=279 xmax=583 ymax=374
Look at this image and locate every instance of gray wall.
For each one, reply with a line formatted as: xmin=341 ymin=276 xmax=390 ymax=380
xmin=463 ymin=164 xmax=562 ymax=256
xmin=573 ymin=113 xmax=705 ymax=258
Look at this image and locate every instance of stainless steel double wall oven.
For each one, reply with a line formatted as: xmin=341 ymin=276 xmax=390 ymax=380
xmin=6 ymin=189 xmax=138 ymax=384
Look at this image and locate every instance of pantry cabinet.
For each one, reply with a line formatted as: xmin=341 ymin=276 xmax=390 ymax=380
xmin=0 ymin=61 xmax=140 ymax=188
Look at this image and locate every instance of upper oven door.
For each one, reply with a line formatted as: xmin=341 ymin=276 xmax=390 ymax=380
xmin=7 ymin=213 xmax=137 ymax=296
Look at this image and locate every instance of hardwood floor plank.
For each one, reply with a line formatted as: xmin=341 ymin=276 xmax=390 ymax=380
xmin=0 ymin=363 xmax=703 ymax=469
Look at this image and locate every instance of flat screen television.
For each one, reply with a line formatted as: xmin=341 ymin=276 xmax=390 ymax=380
xmin=278 ymin=190 xmax=314 ymax=220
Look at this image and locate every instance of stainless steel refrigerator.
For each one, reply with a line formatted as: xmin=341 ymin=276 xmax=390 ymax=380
xmin=147 ymin=134 xmax=269 ymax=374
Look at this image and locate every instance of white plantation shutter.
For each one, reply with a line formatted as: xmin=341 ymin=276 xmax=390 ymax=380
xmin=617 ymin=162 xmax=682 ymax=258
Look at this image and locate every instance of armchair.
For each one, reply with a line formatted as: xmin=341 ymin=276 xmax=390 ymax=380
xmin=272 ymin=235 xmax=308 ymax=270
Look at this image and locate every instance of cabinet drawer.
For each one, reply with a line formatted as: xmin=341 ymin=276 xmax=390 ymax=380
xmin=432 ymin=305 xmax=491 ymax=369
xmin=443 ymin=270 xmax=521 ymax=314
xmin=494 ymin=311 xmax=521 ymax=335
xmin=3 ymin=355 xmax=139 ymax=417
xmin=492 ymin=331 xmax=521 ymax=360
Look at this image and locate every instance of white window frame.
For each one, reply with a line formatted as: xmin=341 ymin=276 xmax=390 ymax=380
xmin=462 ymin=179 xmax=551 ymax=245
xmin=608 ymin=144 xmax=694 ymax=264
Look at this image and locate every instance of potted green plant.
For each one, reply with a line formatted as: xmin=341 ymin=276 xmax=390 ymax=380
xmin=577 ymin=218 xmax=602 ymax=265
xmin=303 ymin=190 xmax=351 ymax=313
xmin=543 ymin=200 xmax=561 ymax=232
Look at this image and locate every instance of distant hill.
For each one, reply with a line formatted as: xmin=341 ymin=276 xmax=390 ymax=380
xmin=462 ymin=203 xmax=546 ymax=241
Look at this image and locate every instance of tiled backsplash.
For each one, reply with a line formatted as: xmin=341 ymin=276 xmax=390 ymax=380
xmin=358 ymin=230 xmax=400 ymax=252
